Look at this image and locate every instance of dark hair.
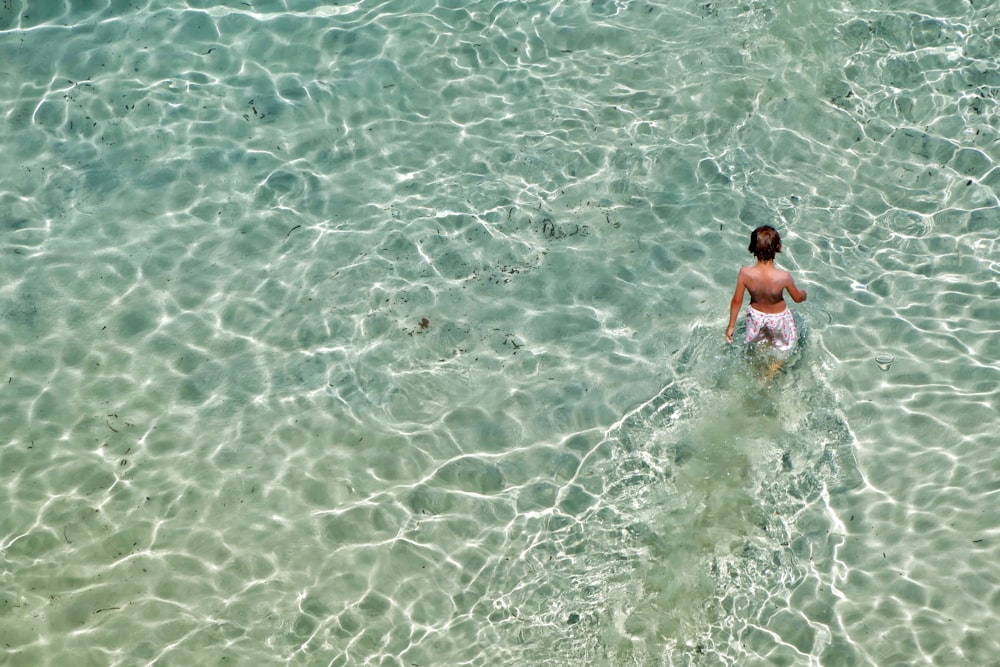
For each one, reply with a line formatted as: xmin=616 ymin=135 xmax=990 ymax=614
xmin=748 ymin=225 xmax=781 ymax=261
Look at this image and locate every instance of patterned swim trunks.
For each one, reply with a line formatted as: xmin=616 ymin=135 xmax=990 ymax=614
xmin=745 ymin=305 xmax=797 ymax=352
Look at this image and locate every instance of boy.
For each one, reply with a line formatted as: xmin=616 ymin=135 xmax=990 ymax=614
xmin=726 ymin=225 xmax=807 ymax=351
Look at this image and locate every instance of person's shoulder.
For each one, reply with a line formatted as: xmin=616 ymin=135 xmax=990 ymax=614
xmin=776 ymin=267 xmax=795 ymax=283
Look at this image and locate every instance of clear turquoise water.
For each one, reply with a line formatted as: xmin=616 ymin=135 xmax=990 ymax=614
xmin=1 ymin=1 xmax=998 ymax=665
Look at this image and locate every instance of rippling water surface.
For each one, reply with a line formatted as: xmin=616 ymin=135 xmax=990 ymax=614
xmin=2 ymin=1 xmax=999 ymax=665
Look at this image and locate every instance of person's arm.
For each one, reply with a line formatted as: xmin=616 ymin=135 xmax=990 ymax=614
xmin=785 ymin=274 xmax=807 ymax=303
xmin=726 ymin=270 xmax=747 ymax=343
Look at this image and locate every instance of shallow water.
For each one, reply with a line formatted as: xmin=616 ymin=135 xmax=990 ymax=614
xmin=1 ymin=0 xmax=999 ymax=664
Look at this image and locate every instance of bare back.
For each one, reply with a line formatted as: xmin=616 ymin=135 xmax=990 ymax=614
xmin=739 ymin=262 xmax=802 ymax=314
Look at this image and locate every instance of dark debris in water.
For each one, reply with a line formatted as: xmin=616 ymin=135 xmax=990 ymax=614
xmin=537 ymin=217 xmax=588 ymax=239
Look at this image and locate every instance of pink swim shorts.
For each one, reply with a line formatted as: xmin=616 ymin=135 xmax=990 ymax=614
xmin=745 ymin=305 xmax=797 ymax=352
